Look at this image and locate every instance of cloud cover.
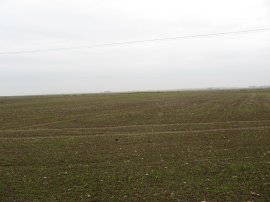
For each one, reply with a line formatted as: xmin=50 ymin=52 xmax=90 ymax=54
xmin=0 ymin=0 xmax=270 ymax=95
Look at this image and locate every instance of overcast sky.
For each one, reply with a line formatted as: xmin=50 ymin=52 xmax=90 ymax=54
xmin=0 ymin=0 xmax=270 ymax=96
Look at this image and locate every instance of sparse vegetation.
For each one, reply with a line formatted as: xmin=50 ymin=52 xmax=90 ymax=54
xmin=0 ymin=90 xmax=270 ymax=201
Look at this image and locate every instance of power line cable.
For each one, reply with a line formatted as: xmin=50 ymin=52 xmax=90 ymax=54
xmin=0 ymin=27 xmax=270 ymax=55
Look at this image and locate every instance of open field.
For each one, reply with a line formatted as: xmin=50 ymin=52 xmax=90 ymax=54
xmin=0 ymin=89 xmax=270 ymax=201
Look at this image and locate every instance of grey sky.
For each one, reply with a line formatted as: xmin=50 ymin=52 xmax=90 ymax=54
xmin=0 ymin=0 xmax=270 ymax=96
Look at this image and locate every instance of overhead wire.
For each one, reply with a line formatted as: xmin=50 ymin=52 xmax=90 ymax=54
xmin=0 ymin=27 xmax=270 ymax=55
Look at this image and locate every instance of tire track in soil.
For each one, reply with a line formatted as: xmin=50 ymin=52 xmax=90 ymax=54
xmin=12 ymin=119 xmax=270 ymax=130
xmin=0 ymin=125 xmax=270 ymax=139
